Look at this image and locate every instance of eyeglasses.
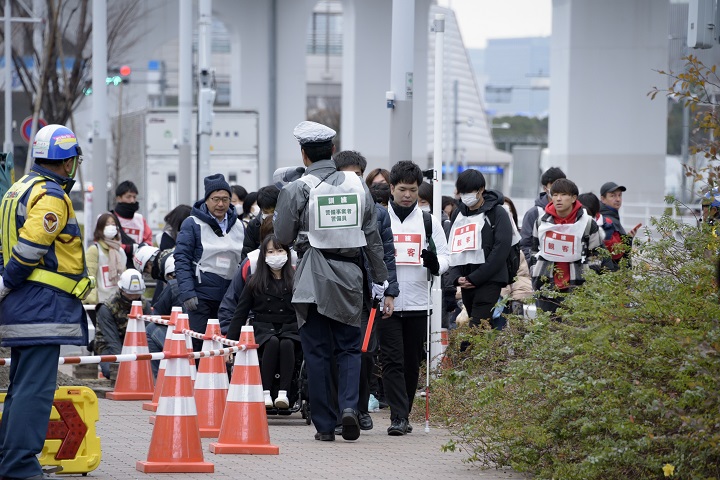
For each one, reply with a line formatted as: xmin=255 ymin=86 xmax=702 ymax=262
xmin=209 ymin=196 xmax=231 ymax=204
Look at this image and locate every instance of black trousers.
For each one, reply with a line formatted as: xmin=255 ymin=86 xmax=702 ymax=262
xmin=377 ymin=311 xmax=427 ymax=420
xmin=188 ymin=299 xmax=220 ymax=352
xmin=358 ymin=302 xmax=378 ymax=414
xmin=461 ymin=282 xmax=504 ymax=329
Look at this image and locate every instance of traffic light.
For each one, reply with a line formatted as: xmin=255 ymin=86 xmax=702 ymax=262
xmin=106 ymin=65 xmax=131 ymax=86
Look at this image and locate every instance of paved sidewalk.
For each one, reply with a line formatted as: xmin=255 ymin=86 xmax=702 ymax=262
xmin=72 ymin=398 xmax=525 ymax=480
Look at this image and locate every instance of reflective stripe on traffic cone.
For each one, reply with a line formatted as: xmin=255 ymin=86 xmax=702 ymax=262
xmin=176 ymin=313 xmax=197 ymax=382
xmin=144 ymin=306 xmax=182 ymax=413
xmin=195 ymin=318 xmax=228 ymax=438
xmin=136 ymin=330 xmax=214 ymax=473
xmin=210 ymin=325 xmax=279 ymax=454
xmin=107 ymin=301 xmax=155 ymax=401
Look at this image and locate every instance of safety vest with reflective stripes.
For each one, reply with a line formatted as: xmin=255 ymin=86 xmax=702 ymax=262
xmin=0 ymin=173 xmax=92 ymax=298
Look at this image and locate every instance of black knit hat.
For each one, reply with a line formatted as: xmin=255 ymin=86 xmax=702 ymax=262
xmin=204 ymin=173 xmax=231 ymax=201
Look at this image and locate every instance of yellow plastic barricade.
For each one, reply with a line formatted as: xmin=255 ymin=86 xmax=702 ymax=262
xmin=0 ymin=386 xmax=101 ymax=474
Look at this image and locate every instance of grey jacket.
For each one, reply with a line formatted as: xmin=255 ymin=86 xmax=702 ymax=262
xmin=274 ymin=159 xmax=388 ymax=327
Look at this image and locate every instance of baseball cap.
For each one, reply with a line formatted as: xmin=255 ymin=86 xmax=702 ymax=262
xmin=600 ymin=182 xmax=626 ymax=197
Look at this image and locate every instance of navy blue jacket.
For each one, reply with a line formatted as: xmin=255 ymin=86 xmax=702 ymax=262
xmin=362 ymin=205 xmax=400 ymax=301
xmin=175 ymin=200 xmax=243 ymax=304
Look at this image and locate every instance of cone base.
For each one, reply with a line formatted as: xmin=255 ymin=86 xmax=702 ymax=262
xmin=142 ymin=401 xmax=159 ymax=412
xmin=199 ymin=427 xmax=221 ymax=438
xmin=148 ymin=415 xmax=156 ymax=425
xmin=209 ymin=442 xmax=279 ymax=455
xmin=136 ymin=460 xmax=214 ymax=473
xmin=106 ymin=391 xmax=154 ymax=401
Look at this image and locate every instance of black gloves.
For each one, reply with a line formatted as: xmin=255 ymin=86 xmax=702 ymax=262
xmin=421 ymin=249 xmax=440 ymax=276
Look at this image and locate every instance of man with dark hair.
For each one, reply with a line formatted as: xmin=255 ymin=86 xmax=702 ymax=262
xmin=242 ymin=184 xmax=281 ymax=257
xmin=111 ymin=180 xmax=153 ymax=268
xmin=175 ymin=173 xmax=245 ymax=351
xmin=530 ymin=178 xmax=602 ymax=314
xmin=599 ymin=181 xmax=641 ymax=267
xmin=519 ymin=167 xmax=566 ymax=263
xmin=274 ymin=122 xmax=388 ymax=442
xmin=333 ymin=150 xmax=398 ymax=432
xmin=334 ymin=150 xmax=368 ymax=173
xmin=447 ymin=169 xmax=514 ymax=330
xmin=381 ymin=160 xmax=450 ymax=436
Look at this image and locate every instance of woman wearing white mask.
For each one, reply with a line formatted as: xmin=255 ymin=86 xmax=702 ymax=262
xmin=226 ymin=234 xmax=299 ymax=410
xmin=85 ymin=213 xmax=128 ymax=305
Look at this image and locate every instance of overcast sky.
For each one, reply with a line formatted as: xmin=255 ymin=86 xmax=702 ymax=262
xmin=437 ymin=0 xmax=552 ymax=49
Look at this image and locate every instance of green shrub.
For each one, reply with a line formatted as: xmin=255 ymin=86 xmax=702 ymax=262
xmin=432 ymin=212 xmax=720 ymax=479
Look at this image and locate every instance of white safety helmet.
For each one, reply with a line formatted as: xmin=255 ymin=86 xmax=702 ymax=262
xmin=118 ymin=268 xmax=146 ymax=294
xmin=164 ymin=254 xmax=175 ymax=280
xmin=133 ymin=245 xmax=159 ymax=272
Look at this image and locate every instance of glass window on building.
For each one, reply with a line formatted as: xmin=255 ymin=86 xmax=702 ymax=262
xmin=307 ymin=11 xmax=343 ymax=55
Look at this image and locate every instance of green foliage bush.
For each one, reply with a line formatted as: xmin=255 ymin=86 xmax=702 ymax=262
xmin=432 ymin=212 xmax=720 ymax=479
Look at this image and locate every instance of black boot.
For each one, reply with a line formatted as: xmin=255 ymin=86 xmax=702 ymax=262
xmin=387 ymin=417 xmax=408 ymax=436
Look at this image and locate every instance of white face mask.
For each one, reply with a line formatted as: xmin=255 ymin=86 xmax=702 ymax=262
xmin=103 ymin=225 xmax=118 ymax=239
xmin=419 ymin=205 xmax=431 ymax=213
xmin=460 ymin=192 xmax=479 ymax=208
xmin=265 ymin=254 xmax=288 ymax=270
xmin=250 ymin=205 xmax=261 ymax=218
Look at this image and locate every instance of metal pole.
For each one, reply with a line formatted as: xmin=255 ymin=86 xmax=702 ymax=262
xmin=681 ymin=102 xmax=689 ymax=204
xmin=178 ymin=0 xmax=192 ymax=204
xmin=197 ymin=0 xmax=215 ymax=194
xmin=452 ymin=79 xmax=458 ymax=181
xmin=388 ymin=0 xmax=414 ymax=162
xmin=3 ymin=0 xmax=13 ymax=154
xmin=91 ymin=0 xmax=108 ymax=225
xmin=430 ymin=13 xmax=444 ymax=375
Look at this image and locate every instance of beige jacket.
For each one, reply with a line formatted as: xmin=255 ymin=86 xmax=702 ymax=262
xmin=500 ymin=253 xmax=533 ymax=301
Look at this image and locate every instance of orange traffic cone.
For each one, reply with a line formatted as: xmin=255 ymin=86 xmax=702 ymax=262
xmin=107 ymin=301 xmax=155 ymax=401
xmin=143 ymin=306 xmax=182 ymax=412
xmin=195 ymin=318 xmax=229 ymax=437
xmin=136 ymin=329 xmax=214 ymax=473
xmin=176 ymin=313 xmax=197 ymax=382
xmin=210 ymin=325 xmax=279 ymax=455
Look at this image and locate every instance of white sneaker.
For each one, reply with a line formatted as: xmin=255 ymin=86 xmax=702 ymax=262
xmin=274 ymin=390 xmax=290 ymax=409
xmin=263 ymin=390 xmax=273 ymax=408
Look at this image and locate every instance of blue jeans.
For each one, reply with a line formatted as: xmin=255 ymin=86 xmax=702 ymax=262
xmin=299 ymin=305 xmax=361 ymax=433
xmin=0 ymin=345 xmax=60 ymax=479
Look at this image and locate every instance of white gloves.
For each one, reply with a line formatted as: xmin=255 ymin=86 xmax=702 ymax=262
xmin=0 ymin=276 xmax=10 ymax=302
xmin=371 ymin=280 xmax=389 ymax=301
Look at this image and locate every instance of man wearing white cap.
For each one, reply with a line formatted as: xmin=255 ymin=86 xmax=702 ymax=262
xmin=274 ymin=121 xmax=388 ymax=442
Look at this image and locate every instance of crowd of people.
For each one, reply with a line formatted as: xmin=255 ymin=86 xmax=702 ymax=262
xmin=0 ymin=121 xmax=645 ymax=477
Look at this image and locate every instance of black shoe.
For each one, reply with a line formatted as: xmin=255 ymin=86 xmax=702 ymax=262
xmin=314 ymin=431 xmax=335 ymax=441
xmin=341 ymin=408 xmax=361 ymax=441
xmin=334 ymin=424 xmax=343 ymax=436
xmin=406 ymin=421 xmax=413 ymax=434
xmin=358 ymin=412 xmax=373 ymax=431
xmin=387 ymin=417 xmax=408 ymax=436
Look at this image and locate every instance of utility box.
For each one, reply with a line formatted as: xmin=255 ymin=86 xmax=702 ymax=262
xmin=116 ymin=109 xmax=259 ymax=234
xmin=688 ymin=0 xmax=716 ymax=49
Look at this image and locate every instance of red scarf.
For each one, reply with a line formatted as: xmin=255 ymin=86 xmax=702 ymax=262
xmin=545 ymin=201 xmax=582 ymax=289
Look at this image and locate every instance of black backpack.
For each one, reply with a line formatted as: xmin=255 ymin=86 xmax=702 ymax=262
xmin=486 ymin=206 xmax=521 ymax=286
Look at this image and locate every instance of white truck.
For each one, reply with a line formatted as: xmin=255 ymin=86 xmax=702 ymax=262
xmin=117 ymin=108 xmax=259 ymax=232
